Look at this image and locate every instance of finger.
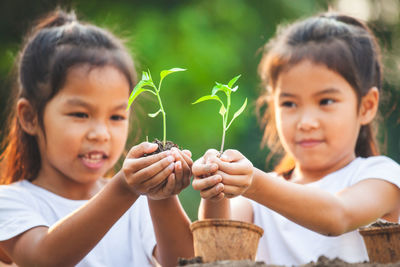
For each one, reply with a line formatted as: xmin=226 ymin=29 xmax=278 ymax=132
xmin=176 ymin=148 xmax=193 ymax=168
xmin=222 ymin=184 xmax=245 ymax=198
xmin=182 ymin=149 xmax=192 ymax=158
xmin=211 ymin=158 xmax=253 ymax=176
xmin=141 ymin=162 xmax=175 ymax=189
xmin=173 ymin=160 xmax=184 ymax=191
xmin=126 ymin=142 xmax=158 ymax=158
xmin=192 ymin=175 xmax=222 ymax=191
xmin=200 ymin=183 xmax=224 ymax=199
xmin=216 ymin=171 xmax=251 ymax=188
xmin=210 ymin=192 xmax=225 ymax=202
xmin=192 ymin=161 xmax=218 ymax=177
xmin=220 ymin=149 xmax=244 ymax=162
xmin=162 ymin=173 xmax=176 ymax=196
xmin=125 ymin=151 xmax=173 ymax=173
xmin=133 ymin=157 xmax=175 ymax=185
xmin=204 ymin=149 xmax=220 ymax=162
xmin=172 ymin=148 xmax=192 ymax=182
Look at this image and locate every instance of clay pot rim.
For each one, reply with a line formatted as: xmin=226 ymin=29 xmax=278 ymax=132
xmin=359 ymin=224 xmax=400 ymax=235
xmin=190 ymin=218 xmax=264 ymax=236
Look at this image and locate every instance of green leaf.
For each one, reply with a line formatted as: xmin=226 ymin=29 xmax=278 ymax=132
xmin=219 ymin=105 xmax=226 ymax=116
xmin=148 ymin=109 xmax=162 ymax=118
xmin=228 ymin=74 xmax=241 ymax=88
xmin=142 ymin=71 xmax=151 ymax=81
xmin=212 ymin=83 xmax=230 ymax=96
xmin=160 ymin=67 xmax=186 ymax=81
xmin=192 ymin=94 xmax=223 ymax=105
xmin=126 ymin=80 xmax=155 ymax=110
xmin=226 ymin=98 xmax=247 ymax=130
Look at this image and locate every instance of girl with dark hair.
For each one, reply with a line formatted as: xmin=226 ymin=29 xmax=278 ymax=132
xmin=0 ymin=9 xmax=193 ymax=267
xmin=192 ymin=13 xmax=400 ymax=265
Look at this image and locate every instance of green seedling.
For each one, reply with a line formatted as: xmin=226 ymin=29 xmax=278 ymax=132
xmin=193 ymin=75 xmax=247 ymax=154
xmin=127 ymin=67 xmax=186 ymax=146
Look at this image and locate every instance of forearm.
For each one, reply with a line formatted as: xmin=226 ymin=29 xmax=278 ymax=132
xmin=244 ymin=168 xmax=348 ymax=236
xmin=22 ymin=171 xmax=138 ymax=266
xmin=148 ymin=196 xmax=193 ymax=267
xmin=198 ymin=198 xmax=231 ymax=219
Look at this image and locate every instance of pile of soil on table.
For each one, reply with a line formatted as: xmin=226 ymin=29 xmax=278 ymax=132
xmin=144 ymin=139 xmax=179 ymax=156
xmin=366 ymin=219 xmax=399 ymax=228
xmin=177 ymin=256 xmax=400 ymax=267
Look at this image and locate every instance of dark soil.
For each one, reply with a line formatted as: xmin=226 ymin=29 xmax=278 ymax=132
xmin=368 ymin=219 xmax=399 ymax=228
xmin=177 ymin=256 xmax=400 ymax=267
xmin=144 ymin=139 xmax=179 ymax=156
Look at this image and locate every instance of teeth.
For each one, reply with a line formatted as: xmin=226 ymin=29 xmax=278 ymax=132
xmin=84 ymin=153 xmax=103 ymax=161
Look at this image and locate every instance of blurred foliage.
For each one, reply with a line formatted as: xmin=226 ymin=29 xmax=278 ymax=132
xmin=1 ymin=0 xmax=399 ymax=221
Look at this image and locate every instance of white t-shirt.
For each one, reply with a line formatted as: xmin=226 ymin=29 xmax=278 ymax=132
xmin=0 ymin=180 xmax=156 ymax=267
xmin=251 ymin=156 xmax=400 ymax=266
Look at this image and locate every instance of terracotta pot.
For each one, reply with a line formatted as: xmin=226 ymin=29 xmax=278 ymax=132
xmin=190 ymin=219 xmax=264 ymax=263
xmin=359 ymin=224 xmax=400 ymax=263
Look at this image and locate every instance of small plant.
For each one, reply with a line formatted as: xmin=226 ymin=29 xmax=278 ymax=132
xmin=127 ymin=67 xmax=186 ymax=146
xmin=193 ymin=75 xmax=247 ymax=154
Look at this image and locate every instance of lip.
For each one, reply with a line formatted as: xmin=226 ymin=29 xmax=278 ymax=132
xmin=296 ymin=139 xmax=323 ymax=148
xmin=79 ymin=151 xmax=108 ymax=170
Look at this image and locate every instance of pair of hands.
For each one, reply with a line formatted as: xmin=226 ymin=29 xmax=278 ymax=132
xmin=122 ymin=142 xmax=192 ymax=200
xmin=191 ymin=149 xmax=254 ymax=201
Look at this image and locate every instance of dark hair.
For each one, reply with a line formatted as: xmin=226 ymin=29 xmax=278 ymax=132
xmin=257 ymin=13 xmax=382 ymax=174
xmin=0 ymin=9 xmax=137 ymax=184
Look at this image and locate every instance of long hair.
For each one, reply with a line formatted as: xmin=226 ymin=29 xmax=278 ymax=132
xmin=0 ymin=9 xmax=137 ymax=184
xmin=257 ymin=13 xmax=382 ymax=175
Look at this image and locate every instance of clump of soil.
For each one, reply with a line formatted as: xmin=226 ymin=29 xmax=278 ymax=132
xmin=144 ymin=138 xmax=179 ymax=156
xmin=368 ymin=219 xmax=399 ymax=228
xmin=176 ymin=256 xmax=400 ymax=266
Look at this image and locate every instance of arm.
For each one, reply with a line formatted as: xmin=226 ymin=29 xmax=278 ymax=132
xmin=245 ymin=167 xmax=400 ymax=236
xmin=0 ymin=142 xmax=176 ymax=266
xmin=149 ymin=147 xmax=195 ymax=267
xmin=193 ymin=149 xmax=253 ymax=221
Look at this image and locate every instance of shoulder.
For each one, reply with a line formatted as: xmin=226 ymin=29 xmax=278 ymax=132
xmin=350 ymin=156 xmax=400 ymax=187
xmin=0 ymin=181 xmax=35 ymax=202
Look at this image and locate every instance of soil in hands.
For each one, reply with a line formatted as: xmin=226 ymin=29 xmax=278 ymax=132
xmin=144 ymin=138 xmax=179 ymax=156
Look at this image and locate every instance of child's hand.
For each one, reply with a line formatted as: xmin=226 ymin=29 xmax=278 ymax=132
xmin=214 ymin=149 xmax=254 ymax=198
xmin=122 ymin=142 xmax=177 ymax=200
xmin=192 ymin=149 xmax=224 ymax=201
xmin=165 ymin=147 xmax=193 ymax=195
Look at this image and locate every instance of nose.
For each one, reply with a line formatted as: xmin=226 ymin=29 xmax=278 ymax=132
xmin=297 ymin=109 xmax=319 ymax=131
xmin=87 ymin=121 xmax=111 ymax=142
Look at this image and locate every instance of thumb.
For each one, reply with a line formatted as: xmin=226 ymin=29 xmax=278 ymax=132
xmin=127 ymin=142 xmax=158 ymax=158
xmin=220 ymin=149 xmax=243 ymax=162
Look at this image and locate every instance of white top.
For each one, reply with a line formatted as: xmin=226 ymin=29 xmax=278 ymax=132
xmin=251 ymin=156 xmax=400 ymax=266
xmin=0 ymin=180 xmax=156 ymax=267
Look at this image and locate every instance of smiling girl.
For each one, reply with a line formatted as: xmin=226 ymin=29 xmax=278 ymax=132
xmin=192 ymin=13 xmax=400 ymax=265
xmin=0 ymin=9 xmax=193 ymax=267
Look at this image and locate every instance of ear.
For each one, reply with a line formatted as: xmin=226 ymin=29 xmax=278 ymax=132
xmin=359 ymin=87 xmax=379 ymax=125
xmin=17 ymin=98 xmax=39 ymax=135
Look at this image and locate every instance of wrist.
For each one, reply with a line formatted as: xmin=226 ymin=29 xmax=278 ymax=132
xmin=243 ymin=167 xmax=258 ymax=198
xmin=113 ymin=170 xmax=139 ymax=200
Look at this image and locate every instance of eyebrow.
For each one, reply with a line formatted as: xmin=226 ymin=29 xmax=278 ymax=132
xmin=65 ymin=98 xmax=128 ymax=110
xmin=279 ymin=88 xmax=342 ymax=98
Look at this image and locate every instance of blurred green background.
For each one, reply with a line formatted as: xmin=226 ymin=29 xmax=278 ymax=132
xmin=1 ymin=0 xmax=399 ymax=220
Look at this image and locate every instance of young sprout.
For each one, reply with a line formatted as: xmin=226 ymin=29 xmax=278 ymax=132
xmin=193 ymin=75 xmax=247 ymax=154
xmin=127 ymin=67 xmax=186 ymax=146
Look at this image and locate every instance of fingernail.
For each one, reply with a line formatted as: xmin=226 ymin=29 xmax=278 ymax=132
xmin=220 ymin=155 xmax=228 ymax=160
xmin=216 ymin=183 xmax=223 ymax=191
xmin=169 ymin=163 xmax=175 ymax=170
xmin=167 ymin=156 xmax=174 ymax=162
xmin=175 ymin=161 xmax=182 ymax=169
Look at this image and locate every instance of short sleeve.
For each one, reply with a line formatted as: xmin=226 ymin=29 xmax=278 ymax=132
xmin=351 ymin=156 xmax=400 ymax=188
xmin=0 ymin=185 xmax=48 ymax=241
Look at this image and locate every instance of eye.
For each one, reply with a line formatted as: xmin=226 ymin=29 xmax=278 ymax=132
xmin=280 ymin=101 xmax=297 ymax=108
xmin=111 ymin=115 xmax=126 ymax=121
xmin=320 ymin=98 xmax=335 ymax=106
xmin=69 ymin=112 xmax=88 ymax=118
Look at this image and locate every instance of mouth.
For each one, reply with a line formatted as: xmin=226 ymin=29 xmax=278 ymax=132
xmin=79 ymin=151 xmax=108 ymax=169
xmin=296 ymin=139 xmax=323 ymax=148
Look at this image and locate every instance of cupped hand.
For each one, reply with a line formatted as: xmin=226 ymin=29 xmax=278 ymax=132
xmin=192 ymin=149 xmax=225 ymax=201
xmin=212 ymin=149 xmax=254 ymax=198
xmin=122 ymin=142 xmax=177 ymax=200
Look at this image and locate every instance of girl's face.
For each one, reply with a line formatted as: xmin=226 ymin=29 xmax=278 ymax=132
xmin=35 ymin=64 xmax=130 ymax=197
xmin=274 ymin=60 xmax=362 ymax=179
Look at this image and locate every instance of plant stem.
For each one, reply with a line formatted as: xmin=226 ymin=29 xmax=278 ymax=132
xmin=156 ymin=91 xmax=166 ymax=146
